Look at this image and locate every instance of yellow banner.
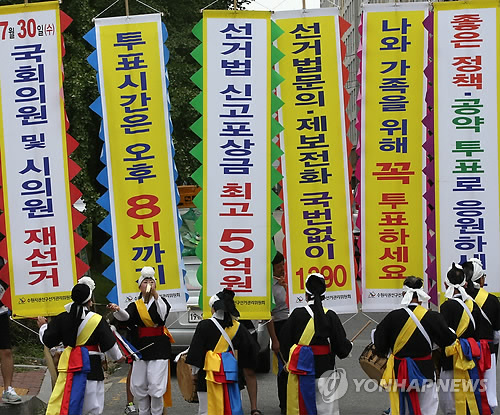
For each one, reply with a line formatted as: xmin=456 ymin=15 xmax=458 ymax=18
xmin=97 ymin=15 xmax=184 ymax=308
xmin=361 ymin=4 xmax=428 ymax=310
xmin=275 ymin=9 xmax=356 ymax=313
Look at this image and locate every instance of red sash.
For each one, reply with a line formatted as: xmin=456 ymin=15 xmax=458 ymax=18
xmin=138 ymin=326 xmax=164 ymax=337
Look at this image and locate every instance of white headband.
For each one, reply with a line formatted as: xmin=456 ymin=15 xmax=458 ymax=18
xmin=469 ymin=258 xmax=485 ymax=288
xmin=401 ymin=286 xmax=430 ymax=306
xmin=78 ymin=276 xmax=95 ymax=293
xmin=209 ymin=293 xmax=220 ymax=308
xmin=138 ymin=266 xmax=156 ymax=287
xmin=445 ymin=263 xmax=471 ymax=301
xmin=209 ymin=293 xmax=234 ymax=320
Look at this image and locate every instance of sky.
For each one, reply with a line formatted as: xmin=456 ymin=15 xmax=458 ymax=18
xmin=244 ymin=0 xmax=321 ymax=11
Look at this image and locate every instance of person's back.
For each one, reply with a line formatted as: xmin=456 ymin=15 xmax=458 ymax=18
xmin=462 ymin=259 xmax=500 ymax=349
xmin=281 ymin=306 xmax=351 ymax=375
xmin=439 ymin=262 xmax=484 ymax=415
xmin=186 ymin=288 xmax=257 ymax=415
xmin=374 ymin=275 xmax=455 ymax=415
xmin=43 ymin=309 xmax=118 ymax=382
xmin=38 ymin=278 xmax=123 ymax=415
xmin=469 ymin=287 xmax=500 ymax=342
xmin=279 ymin=273 xmax=352 ymax=415
xmin=462 ymin=258 xmax=500 ymax=412
xmin=375 ymin=305 xmax=455 ymax=379
xmin=440 ymin=293 xmax=481 ymax=371
xmin=186 ymin=317 xmax=257 ymax=392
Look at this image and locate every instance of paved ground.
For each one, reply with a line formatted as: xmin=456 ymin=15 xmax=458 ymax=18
xmin=3 ymin=310 xmax=499 ymax=414
xmin=0 ymin=365 xmax=47 ymax=414
xmin=100 ymin=312 xmax=396 ymax=414
xmin=0 ymin=367 xmax=45 ymax=397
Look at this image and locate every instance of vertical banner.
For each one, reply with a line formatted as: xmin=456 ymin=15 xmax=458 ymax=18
xmin=0 ymin=2 xmax=82 ymax=317
xmin=202 ymin=11 xmax=271 ymax=319
xmin=434 ymin=0 xmax=500 ymax=298
xmin=360 ymin=3 xmax=429 ymax=311
xmin=274 ymin=8 xmax=357 ymax=314
xmin=93 ymin=14 xmax=186 ymax=311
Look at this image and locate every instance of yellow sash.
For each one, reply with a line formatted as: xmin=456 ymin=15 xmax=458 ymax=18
xmin=135 ymin=299 xmax=175 ymax=342
xmin=46 ymin=312 xmax=102 ymax=415
xmin=134 ymin=299 xmax=174 ymax=407
xmin=380 ymin=305 xmax=427 ymax=415
xmin=286 ymin=307 xmax=328 ymax=415
xmin=444 ymin=299 xmax=478 ymax=415
xmin=455 ymin=298 xmax=474 ymax=338
xmin=205 ymin=321 xmax=240 ymax=415
xmin=475 ymin=288 xmax=488 ymax=309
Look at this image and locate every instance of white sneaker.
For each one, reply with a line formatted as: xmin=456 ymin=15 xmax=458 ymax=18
xmin=2 ymin=388 xmax=22 ymax=404
xmin=124 ymin=403 xmax=138 ymax=414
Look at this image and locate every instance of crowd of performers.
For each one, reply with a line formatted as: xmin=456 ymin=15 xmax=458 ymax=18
xmin=374 ymin=259 xmax=500 ymax=415
xmin=27 ymin=253 xmax=500 ymax=415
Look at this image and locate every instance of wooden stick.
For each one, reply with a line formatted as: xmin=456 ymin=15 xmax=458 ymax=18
xmin=125 ymin=0 xmax=129 ymax=16
xmin=122 ymin=342 xmax=154 ymax=359
xmin=44 ymin=346 xmax=58 ymax=388
xmin=278 ymin=351 xmax=287 ymax=364
xmin=302 ymin=0 xmax=306 ymax=9
xmin=350 ymin=321 xmax=371 ymax=343
xmin=233 ymin=0 xmax=237 ymax=10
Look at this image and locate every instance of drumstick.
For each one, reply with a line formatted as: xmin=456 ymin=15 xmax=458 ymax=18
xmin=278 ymin=351 xmax=287 ymax=364
xmin=350 ymin=321 xmax=371 ymax=343
xmin=122 ymin=342 xmax=154 ymax=359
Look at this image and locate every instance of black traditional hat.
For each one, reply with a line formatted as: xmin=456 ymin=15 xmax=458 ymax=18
xmin=305 ymin=273 xmax=326 ymax=297
xmin=209 ymin=288 xmax=240 ymax=327
xmin=71 ymin=283 xmax=91 ymax=305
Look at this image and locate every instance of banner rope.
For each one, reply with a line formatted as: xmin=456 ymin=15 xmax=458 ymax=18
xmin=341 ymin=310 xmax=379 ymax=327
xmin=92 ymin=0 xmax=120 ymax=21
xmin=200 ymin=0 xmax=220 ymax=12
xmin=135 ymin=0 xmax=162 ymax=14
xmin=9 ymin=316 xmax=39 ymax=336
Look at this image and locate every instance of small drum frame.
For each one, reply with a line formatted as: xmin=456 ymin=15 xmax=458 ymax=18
xmin=359 ymin=342 xmax=387 ymax=382
xmin=176 ymin=354 xmax=198 ymax=403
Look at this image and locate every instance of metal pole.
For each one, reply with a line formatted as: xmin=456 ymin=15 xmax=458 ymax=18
xmin=125 ymin=0 xmax=130 ymax=16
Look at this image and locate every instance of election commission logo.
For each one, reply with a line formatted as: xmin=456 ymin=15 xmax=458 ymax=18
xmin=318 ymin=368 xmax=348 ymax=403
